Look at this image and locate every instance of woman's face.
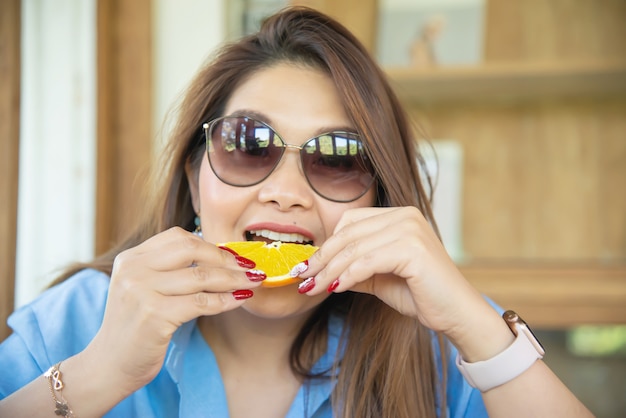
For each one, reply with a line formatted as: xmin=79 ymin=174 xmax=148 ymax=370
xmin=190 ymin=62 xmax=376 ymax=319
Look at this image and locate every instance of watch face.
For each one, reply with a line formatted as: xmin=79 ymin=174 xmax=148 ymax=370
xmin=503 ymin=310 xmax=546 ymax=356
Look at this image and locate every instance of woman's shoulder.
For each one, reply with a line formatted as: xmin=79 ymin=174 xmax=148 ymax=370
xmin=12 ymin=268 xmax=109 ymax=322
xmin=6 ymin=268 xmax=110 ymax=359
xmin=0 ymin=269 xmax=111 ymax=398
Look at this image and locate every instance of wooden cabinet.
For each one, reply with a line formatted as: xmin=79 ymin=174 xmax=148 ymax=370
xmin=394 ymin=1 xmax=626 ymax=328
xmin=387 ymin=60 xmax=626 ymax=105
xmin=388 ymin=59 xmax=626 ymax=327
xmin=297 ymin=0 xmax=626 ymax=327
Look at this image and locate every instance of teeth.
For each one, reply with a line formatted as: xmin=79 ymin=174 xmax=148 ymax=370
xmin=250 ymin=229 xmax=310 ymax=244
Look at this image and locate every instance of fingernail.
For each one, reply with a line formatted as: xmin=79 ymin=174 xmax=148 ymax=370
xmin=218 ymin=246 xmax=239 ymax=256
xmin=298 ymin=277 xmax=316 ymax=294
xmin=235 ymin=256 xmax=256 ymax=269
xmin=246 ymin=269 xmax=266 ymax=282
xmin=289 ymin=260 xmax=309 ymax=278
xmin=232 ymin=289 xmax=254 ymax=300
xmin=327 ymin=279 xmax=340 ymax=293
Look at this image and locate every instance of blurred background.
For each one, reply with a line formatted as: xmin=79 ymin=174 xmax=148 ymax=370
xmin=1 ymin=0 xmax=625 ymax=416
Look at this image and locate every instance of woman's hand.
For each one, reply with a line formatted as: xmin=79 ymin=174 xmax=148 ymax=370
xmin=297 ymin=207 xmax=503 ymax=353
xmin=83 ymin=227 xmax=264 ymax=397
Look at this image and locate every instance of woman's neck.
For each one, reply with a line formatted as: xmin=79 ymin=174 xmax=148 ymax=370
xmin=198 ymin=308 xmax=311 ymax=370
xmin=198 ymin=309 xmax=319 ymax=418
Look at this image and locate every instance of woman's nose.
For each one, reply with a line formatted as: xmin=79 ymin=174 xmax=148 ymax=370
xmin=256 ymin=151 xmax=314 ymax=210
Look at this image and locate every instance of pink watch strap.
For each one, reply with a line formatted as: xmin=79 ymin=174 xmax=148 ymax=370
xmin=455 ymin=329 xmax=544 ymax=392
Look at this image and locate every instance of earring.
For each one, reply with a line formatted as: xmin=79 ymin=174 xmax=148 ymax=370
xmin=193 ymin=215 xmax=203 ymax=238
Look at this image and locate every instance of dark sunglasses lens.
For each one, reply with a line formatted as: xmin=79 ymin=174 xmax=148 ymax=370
xmin=301 ymin=133 xmax=375 ymax=202
xmin=206 ymin=116 xmax=375 ymax=202
xmin=207 ymin=117 xmax=282 ymax=186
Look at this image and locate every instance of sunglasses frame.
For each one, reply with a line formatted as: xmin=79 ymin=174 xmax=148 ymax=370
xmin=202 ymin=115 xmax=376 ymax=203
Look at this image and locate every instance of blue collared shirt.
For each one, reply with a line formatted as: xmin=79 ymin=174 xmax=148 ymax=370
xmin=0 ymin=269 xmax=487 ymax=417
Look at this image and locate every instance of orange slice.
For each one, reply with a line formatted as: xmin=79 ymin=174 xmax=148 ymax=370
xmin=219 ymin=241 xmax=318 ymax=288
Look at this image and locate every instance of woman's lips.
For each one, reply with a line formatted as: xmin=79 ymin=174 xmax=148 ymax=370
xmin=246 ymin=229 xmax=312 ymax=244
xmin=244 ymin=222 xmax=315 ymax=244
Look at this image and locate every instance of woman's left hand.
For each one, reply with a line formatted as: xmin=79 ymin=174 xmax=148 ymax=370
xmin=298 ymin=206 xmax=495 ymax=343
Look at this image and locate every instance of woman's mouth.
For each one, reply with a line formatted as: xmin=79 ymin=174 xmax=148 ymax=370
xmin=245 ymin=229 xmax=314 ymax=245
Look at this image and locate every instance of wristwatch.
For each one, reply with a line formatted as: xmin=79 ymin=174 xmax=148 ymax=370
xmin=455 ymin=310 xmax=545 ymax=392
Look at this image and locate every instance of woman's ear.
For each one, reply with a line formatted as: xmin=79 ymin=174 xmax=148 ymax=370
xmin=185 ymin=159 xmax=201 ymax=214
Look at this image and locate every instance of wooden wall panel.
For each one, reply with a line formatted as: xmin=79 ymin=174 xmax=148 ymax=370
xmin=0 ymin=0 xmax=20 ymax=341
xmin=411 ymin=100 xmax=626 ymax=261
xmin=400 ymin=0 xmax=626 ymax=326
xmin=403 ymin=0 xmax=626 ymax=262
xmin=290 ymin=0 xmax=378 ymax=52
xmin=462 ymin=263 xmax=626 ymax=327
xmin=96 ymin=0 xmax=153 ymax=255
xmin=484 ymin=0 xmax=626 ymax=62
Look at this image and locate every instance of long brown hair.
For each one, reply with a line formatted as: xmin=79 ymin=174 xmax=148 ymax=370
xmin=54 ymin=6 xmax=444 ymax=417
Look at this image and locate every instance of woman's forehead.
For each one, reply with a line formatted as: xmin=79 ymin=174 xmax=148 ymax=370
xmin=223 ymin=63 xmax=354 ymax=141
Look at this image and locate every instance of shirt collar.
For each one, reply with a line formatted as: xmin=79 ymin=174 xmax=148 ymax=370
xmin=165 ymin=314 xmax=345 ymax=417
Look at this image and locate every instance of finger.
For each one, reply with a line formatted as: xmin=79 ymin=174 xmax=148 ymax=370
xmin=116 ymin=290 xmax=255 ymax=338
xmin=304 ymin=236 xmax=412 ymax=296
xmin=304 ymin=208 xmax=407 ymax=278
xmin=302 ymin=208 xmax=436 ymax=294
xmin=115 ymin=230 xmax=252 ymax=274
xmin=314 ymin=229 xmax=397 ymax=286
xmin=330 ymin=206 xmax=424 ymax=238
xmin=151 ymin=266 xmax=265 ymax=296
xmin=170 ymin=290 xmax=255 ymax=321
xmin=333 ymin=207 xmax=397 ymax=231
xmin=128 ymin=226 xmax=199 ymax=255
xmin=349 ymin=274 xmax=421 ymax=318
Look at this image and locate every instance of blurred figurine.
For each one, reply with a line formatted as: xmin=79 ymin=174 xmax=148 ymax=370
xmin=410 ymin=14 xmax=446 ymax=67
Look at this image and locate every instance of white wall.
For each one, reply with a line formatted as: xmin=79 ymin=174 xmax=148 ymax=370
xmin=16 ymin=0 xmax=97 ymax=307
xmin=15 ymin=0 xmax=228 ymax=307
xmin=153 ymin=0 xmax=226 ymax=146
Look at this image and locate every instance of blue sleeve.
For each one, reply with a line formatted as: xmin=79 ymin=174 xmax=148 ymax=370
xmin=0 ymin=330 xmax=41 ymax=397
xmin=0 ymin=269 xmax=110 ymax=399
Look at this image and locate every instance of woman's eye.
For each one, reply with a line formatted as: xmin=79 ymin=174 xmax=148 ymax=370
xmin=243 ymin=141 xmax=270 ymax=157
xmin=318 ymin=156 xmax=354 ymax=169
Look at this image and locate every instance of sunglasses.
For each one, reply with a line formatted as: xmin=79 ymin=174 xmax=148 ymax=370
xmin=202 ymin=115 xmax=376 ymax=202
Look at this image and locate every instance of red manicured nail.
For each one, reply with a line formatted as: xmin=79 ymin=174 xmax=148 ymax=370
xmin=235 ymin=256 xmax=256 ymax=269
xmin=327 ymin=279 xmax=340 ymax=293
xmin=298 ymin=277 xmax=316 ymax=294
xmin=246 ymin=269 xmax=266 ymax=282
xmin=218 ymin=246 xmax=239 ymax=256
xmin=232 ymin=289 xmax=254 ymax=300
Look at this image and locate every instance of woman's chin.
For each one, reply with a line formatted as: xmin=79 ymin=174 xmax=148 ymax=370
xmin=238 ymin=285 xmax=329 ymax=320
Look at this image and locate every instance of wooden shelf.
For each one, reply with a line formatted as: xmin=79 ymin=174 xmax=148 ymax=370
xmin=386 ymin=60 xmax=626 ymax=105
xmin=460 ymin=262 xmax=626 ymax=329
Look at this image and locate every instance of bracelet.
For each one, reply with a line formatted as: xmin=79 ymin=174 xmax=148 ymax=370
xmin=43 ymin=362 xmax=76 ymax=417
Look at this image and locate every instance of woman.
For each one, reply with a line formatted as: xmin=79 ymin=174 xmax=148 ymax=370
xmin=0 ymin=7 xmax=591 ymax=417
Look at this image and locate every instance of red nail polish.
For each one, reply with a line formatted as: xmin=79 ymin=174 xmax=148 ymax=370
xmin=235 ymin=255 xmax=256 ymax=269
xmin=327 ymin=279 xmax=340 ymax=293
xmin=218 ymin=246 xmax=239 ymax=256
xmin=246 ymin=269 xmax=266 ymax=282
xmin=232 ymin=289 xmax=254 ymax=300
xmin=298 ymin=277 xmax=316 ymax=294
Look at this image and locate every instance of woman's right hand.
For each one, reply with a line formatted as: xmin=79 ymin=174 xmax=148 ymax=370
xmin=83 ymin=227 xmax=263 ymax=398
